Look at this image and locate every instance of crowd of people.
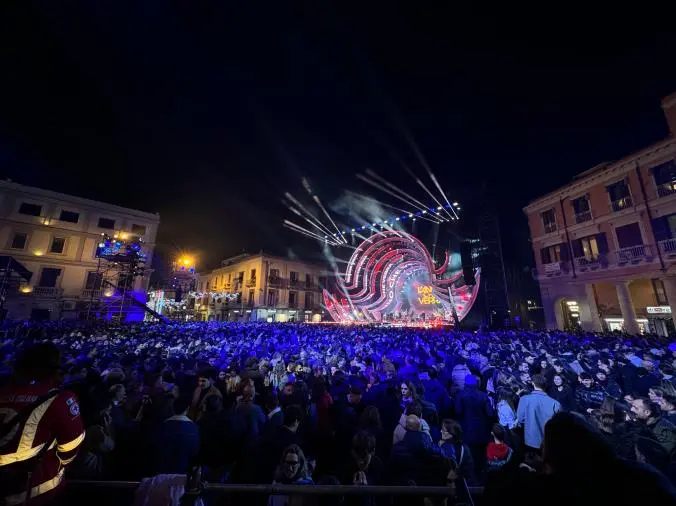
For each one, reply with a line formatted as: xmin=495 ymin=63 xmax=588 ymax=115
xmin=3 ymin=320 xmax=676 ymax=505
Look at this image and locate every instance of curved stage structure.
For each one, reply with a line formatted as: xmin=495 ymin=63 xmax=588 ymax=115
xmin=323 ymin=230 xmax=480 ymax=324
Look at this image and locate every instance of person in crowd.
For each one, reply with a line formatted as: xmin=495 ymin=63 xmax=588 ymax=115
xmin=393 ymin=403 xmax=431 ymax=444
xmin=453 ymin=374 xmax=493 ymax=473
xmin=0 ymin=343 xmax=85 ymax=505
xmin=343 ymin=431 xmax=385 ymax=488
xmin=190 ymin=368 xmax=223 ymax=421
xmin=516 ymin=373 xmax=561 ymax=452
xmin=630 ymin=397 xmax=676 ymax=454
xmin=658 ymin=394 xmax=676 ymax=424
xmin=269 ymin=445 xmax=313 ymax=506
xmin=389 ymin=415 xmax=448 ymax=485
xmin=231 ymin=380 xmax=267 ymax=442
xmin=548 ymin=374 xmax=576 ymax=411
xmin=439 ymin=419 xmax=476 ymax=485
xmin=496 ymin=388 xmax=517 ymax=428
xmin=264 ymin=392 xmax=284 ymax=432
xmin=398 ymin=380 xmax=420 ymax=413
xmin=486 ymin=424 xmax=513 ymax=472
xmin=575 ymin=372 xmax=605 ymax=413
xmin=197 ymin=394 xmax=231 ymax=480
xmin=154 ymin=395 xmax=200 ymax=475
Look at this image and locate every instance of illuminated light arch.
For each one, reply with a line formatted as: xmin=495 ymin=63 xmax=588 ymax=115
xmin=323 ymin=230 xmax=480 ymax=324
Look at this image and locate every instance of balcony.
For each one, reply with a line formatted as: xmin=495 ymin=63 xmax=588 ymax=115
xmin=616 ymin=244 xmax=652 ymax=264
xmin=657 ymin=182 xmax=676 ymax=198
xmin=269 ymin=277 xmax=286 ymax=288
xmin=289 ymin=279 xmax=300 ymax=288
xmin=32 ymin=286 xmax=64 ymax=297
xmin=575 ymin=255 xmax=605 ymax=271
xmin=659 ymin=238 xmax=676 ymax=256
xmin=81 ymin=289 xmax=103 ymax=298
xmin=575 ymin=210 xmax=592 ymax=224
xmin=246 ymin=278 xmax=256 ymax=288
xmin=611 ymin=196 xmax=633 ymax=212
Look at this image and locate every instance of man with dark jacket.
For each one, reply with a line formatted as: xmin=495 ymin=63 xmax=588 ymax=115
xmin=257 ymin=404 xmax=305 ymax=483
xmin=155 ymin=396 xmax=200 ymax=474
xmin=453 ymin=374 xmax=493 ymax=471
xmin=631 ymin=397 xmax=676 ymax=454
xmin=575 ymin=373 xmax=605 ymax=413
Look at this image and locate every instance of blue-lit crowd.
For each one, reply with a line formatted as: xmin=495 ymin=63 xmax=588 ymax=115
xmin=3 ymin=321 xmax=676 ymax=505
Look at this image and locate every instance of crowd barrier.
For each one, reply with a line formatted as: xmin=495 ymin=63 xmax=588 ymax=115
xmin=68 ymin=480 xmax=485 ymax=505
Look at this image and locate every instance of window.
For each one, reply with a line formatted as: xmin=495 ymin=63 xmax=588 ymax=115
xmin=290 ymin=271 xmax=299 ymax=285
xmin=85 ymin=272 xmax=103 ymax=290
xmin=50 ymin=237 xmax=66 ymax=254
xmin=237 ymin=272 xmax=244 ymax=283
xmin=615 ymin=222 xmax=643 ymax=249
xmin=267 ymin=289 xmax=278 ymax=306
xmin=540 ymin=244 xmax=562 ymax=265
xmin=305 ymin=292 xmax=314 ymax=309
xmin=98 ymin=217 xmax=115 ymax=229
xmin=289 ymin=291 xmax=297 ymax=307
xmin=607 ymin=180 xmax=632 ymax=211
xmin=18 ymin=202 xmax=42 ymax=217
xmin=653 ymin=161 xmax=676 ymax=197
xmin=571 ymin=195 xmax=591 ymax=223
xmin=653 ymin=279 xmax=668 ymax=305
xmin=541 ymin=209 xmax=557 ymax=233
xmin=38 ymin=268 xmax=61 ymax=288
xmin=250 ymin=269 xmax=256 ymax=282
xmin=572 ymin=235 xmax=602 ymax=261
xmin=131 ymin=224 xmax=146 ymax=236
xmin=10 ymin=232 xmax=27 ymax=250
xmin=59 ymin=210 xmax=80 ymax=223
xmin=248 ymin=289 xmax=255 ymax=306
xmin=305 ymin=274 xmax=313 ymax=288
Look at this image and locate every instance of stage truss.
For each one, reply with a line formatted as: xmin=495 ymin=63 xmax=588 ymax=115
xmin=322 ymin=230 xmax=480 ymax=324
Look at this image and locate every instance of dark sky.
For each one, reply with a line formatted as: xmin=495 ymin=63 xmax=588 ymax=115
xmin=2 ymin=3 xmax=676 ymax=271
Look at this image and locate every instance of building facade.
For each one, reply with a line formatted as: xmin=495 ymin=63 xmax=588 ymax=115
xmin=195 ymin=253 xmax=328 ymax=322
xmin=525 ymin=93 xmax=676 ymax=336
xmin=0 ymin=180 xmax=159 ymax=320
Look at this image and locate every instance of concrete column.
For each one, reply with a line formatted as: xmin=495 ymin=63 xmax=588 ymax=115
xmin=583 ymin=283 xmax=603 ymax=332
xmin=662 ymin=277 xmax=676 ymax=328
xmin=616 ymin=281 xmax=640 ymax=335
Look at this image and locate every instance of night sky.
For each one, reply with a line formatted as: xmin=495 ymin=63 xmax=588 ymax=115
xmin=2 ymin=3 xmax=676 ymax=272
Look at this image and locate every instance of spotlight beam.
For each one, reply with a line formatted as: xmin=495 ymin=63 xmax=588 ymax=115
xmin=365 ymin=169 xmax=432 ymax=214
xmin=356 ymin=174 xmax=441 ymax=224
xmin=284 ymin=193 xmax=336 ymax=238
xmin=312 ymin=195 xmax=347 ymax=244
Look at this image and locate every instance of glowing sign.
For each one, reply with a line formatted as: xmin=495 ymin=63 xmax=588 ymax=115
xmin=417 ymin=285 xmax=439 ymax=305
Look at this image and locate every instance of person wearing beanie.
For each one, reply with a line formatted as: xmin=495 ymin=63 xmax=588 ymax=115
xmin=486 ymin=424 xmax=513 ymax=472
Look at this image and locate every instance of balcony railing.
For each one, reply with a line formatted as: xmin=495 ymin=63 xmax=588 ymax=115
xmin=657 ymin=183 xmax=676 ymax=198
xmin=543 ymin=222 xmax=557 ymax=234
xmin=659 ymin=238 xmax=676 ymax=255
xmin=616 ymin=244 xmax=652 ymax=263
xmin=33 ymin=286 xmax=64 ymax=297
xmin=82 ymin=289 xmax=103 ymax=298
xmin=575 ymin=210 xmax=592 ymax=224
xmin=246 ymin=278 xmax=256 ymax=287
xmin=575 ymin=255 xmax=604 ymax=270
xmin=269 ymin=277 xmax=286 ymax=288
xmin=611 ymin=196 xmax=633 ymax=212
